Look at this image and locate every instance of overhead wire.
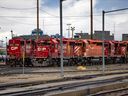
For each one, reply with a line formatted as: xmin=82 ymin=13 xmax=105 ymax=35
xmin=0 ymin=5 xmax=36 ymax=10
xmin=0 ymin=5 xmax=127 ymax=28
xmin=0 ymin=5 xmax=128 ymax=18
xmin=40 ymin=8 xmax=58 ymax=17
xmin=0 ymin=16 xmax=61 ymax=26
xmin=0 ymin=12 xmax=128 ymax=19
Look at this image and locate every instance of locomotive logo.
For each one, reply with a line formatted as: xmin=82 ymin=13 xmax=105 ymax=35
xmin=11 ymin=47 xmax=18 ymax=50
xmin=37 ymin=47 xmax=46 ymax=51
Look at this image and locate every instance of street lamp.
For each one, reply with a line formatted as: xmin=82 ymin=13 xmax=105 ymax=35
xmin=102 ymin=8 xmax=128 ymax=74
xmin=60 ymin=0 xmax=66 ymax=78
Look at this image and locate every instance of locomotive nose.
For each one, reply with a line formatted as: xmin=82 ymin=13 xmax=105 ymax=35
xmin=35 ymin=46 xmax=49 ymax=58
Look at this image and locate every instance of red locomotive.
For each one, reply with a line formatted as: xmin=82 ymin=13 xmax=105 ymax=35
xmin=7 ymin=37 xmax=34 ymax=66
xmin=7 ymin=36 xmax=128 ymax=67
xmin=33 ymin=37 xmax=60 ymax=66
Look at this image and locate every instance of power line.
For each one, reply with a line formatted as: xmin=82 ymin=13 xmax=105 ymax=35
xmin=0 ymin=5 xmax=58 ymax=17
xmin=40 ymin=8 xmax=58 ymax=17
xmin=0 ymin=6 xmax=36 ymax=10
xmin=0 ymin=12 xmax=128 ymax=18
xmin=0 ymin=17 xmax=61 ymax=26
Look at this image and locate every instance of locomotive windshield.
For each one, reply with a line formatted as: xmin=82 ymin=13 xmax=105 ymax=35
xmin=75 ymin=43 xmax=82 ymax=46
xmin=120 ymin=43 xmax=126 ymax=47
xmin=104 ymin=43 xmax=109 ymax=47
xmin=95 ymin=42 xmax=102 ymax=46
xmin=69 ymin=42 xmax=75 ymax=46
xmin=38 ymin=41 xmax=51 ymax=46
xmin=10 ymin=44 xmax=19 ymax=46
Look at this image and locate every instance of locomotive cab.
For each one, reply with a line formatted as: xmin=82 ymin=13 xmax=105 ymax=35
xmin=34 ymin=40 xmax=50 ymax=58
xmin=7 ymin=38 xmax=25 ymax=66
xmin=33 ymin=38 xmax=59 ymax=66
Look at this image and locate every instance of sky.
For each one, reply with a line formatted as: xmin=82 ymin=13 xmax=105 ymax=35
xmin=0 ymin=0 xmax=128 ymax=43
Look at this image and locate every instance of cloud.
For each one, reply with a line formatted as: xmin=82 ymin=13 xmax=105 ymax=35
xmin=0 ymin=0 xmax=127 ymax=42
xmin=102 ymin=12 xmax=128 ymax=40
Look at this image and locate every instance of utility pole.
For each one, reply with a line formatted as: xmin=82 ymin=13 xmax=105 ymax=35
xmin=102 ymin=7 xmax=128 ymax=74
xmin=102 ymin=10 xmax=105 ymax=74
xmin=71 ymin=27 xmax=75 ymax=39
xmin=66 ymin=24 xmax=71 ymax=38
xmin=37 ymin=0 xmax=39 ymax=39
xmin=60 ymin=0 xmax=65 ymax=78
xmin=90 ymin=0 xmax=93 ymax=39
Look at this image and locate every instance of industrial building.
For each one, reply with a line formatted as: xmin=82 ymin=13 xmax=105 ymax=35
xmin=74 ymin=30 xmax=114 ymax=40
xmin=93 ymin=31 xmax=114 ymax=40
xmin=122 ymin=34 xmax=128 ymax=41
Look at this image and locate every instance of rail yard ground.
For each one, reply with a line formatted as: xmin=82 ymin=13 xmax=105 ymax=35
xmin=0 ymin=63 xmax=128 ymax=95
xmin=0 ymin=63 xmax=128 ymax=84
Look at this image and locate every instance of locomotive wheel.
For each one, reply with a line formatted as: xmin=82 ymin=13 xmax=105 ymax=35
xmin=68 ymin=59 xmax=75 ymax=66
xmin=56 ymin=58 xmax=60 ymax=67
xmin=67 ymin=59 xmax=71 ymax=66
xmin=10 ymin=60 xmax=17 ymax=67
xmin=52 ymin=59 xmax=59 ymax=67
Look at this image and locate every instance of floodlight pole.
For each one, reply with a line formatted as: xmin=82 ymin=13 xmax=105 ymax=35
xmin=102 ymin=8 xmax=128 ymax=74
xmin=60 ymin=0 xmax=64 ymax=78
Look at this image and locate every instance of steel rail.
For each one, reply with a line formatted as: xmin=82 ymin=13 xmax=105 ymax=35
xmin=0 ymin=74 xmax=128 ymax=96
xmin=91 ymin=87 xmax=128 ymax=96
xmin=1 ymin=69 xmax=128 ymax=75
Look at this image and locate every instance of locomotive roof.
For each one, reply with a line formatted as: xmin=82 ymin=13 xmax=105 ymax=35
xmin=35 ymin=38 xmax=58 ymax=44
xmin=80 ymin=39 xmax=88 ymax=43
xmin=51 ymin=39 xmax=58 ymax=43
xmin=12 ymin=35 xmax=50 ymax=40
xmin=88 ymin=39 xmax=103 ymax=43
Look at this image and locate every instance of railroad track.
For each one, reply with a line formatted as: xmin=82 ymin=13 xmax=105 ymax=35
xmin=0 ymin=69 xmax=128 ymax=76
xmin=91 ymin=87 xmax=128 ymax=96
xmin=0 ymin=73 xmax=128 ymax=96
xmin=0 ymin=63 xmax=128 ymax=74
xmin=0 ymin=65 xmax=128 ymax=75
